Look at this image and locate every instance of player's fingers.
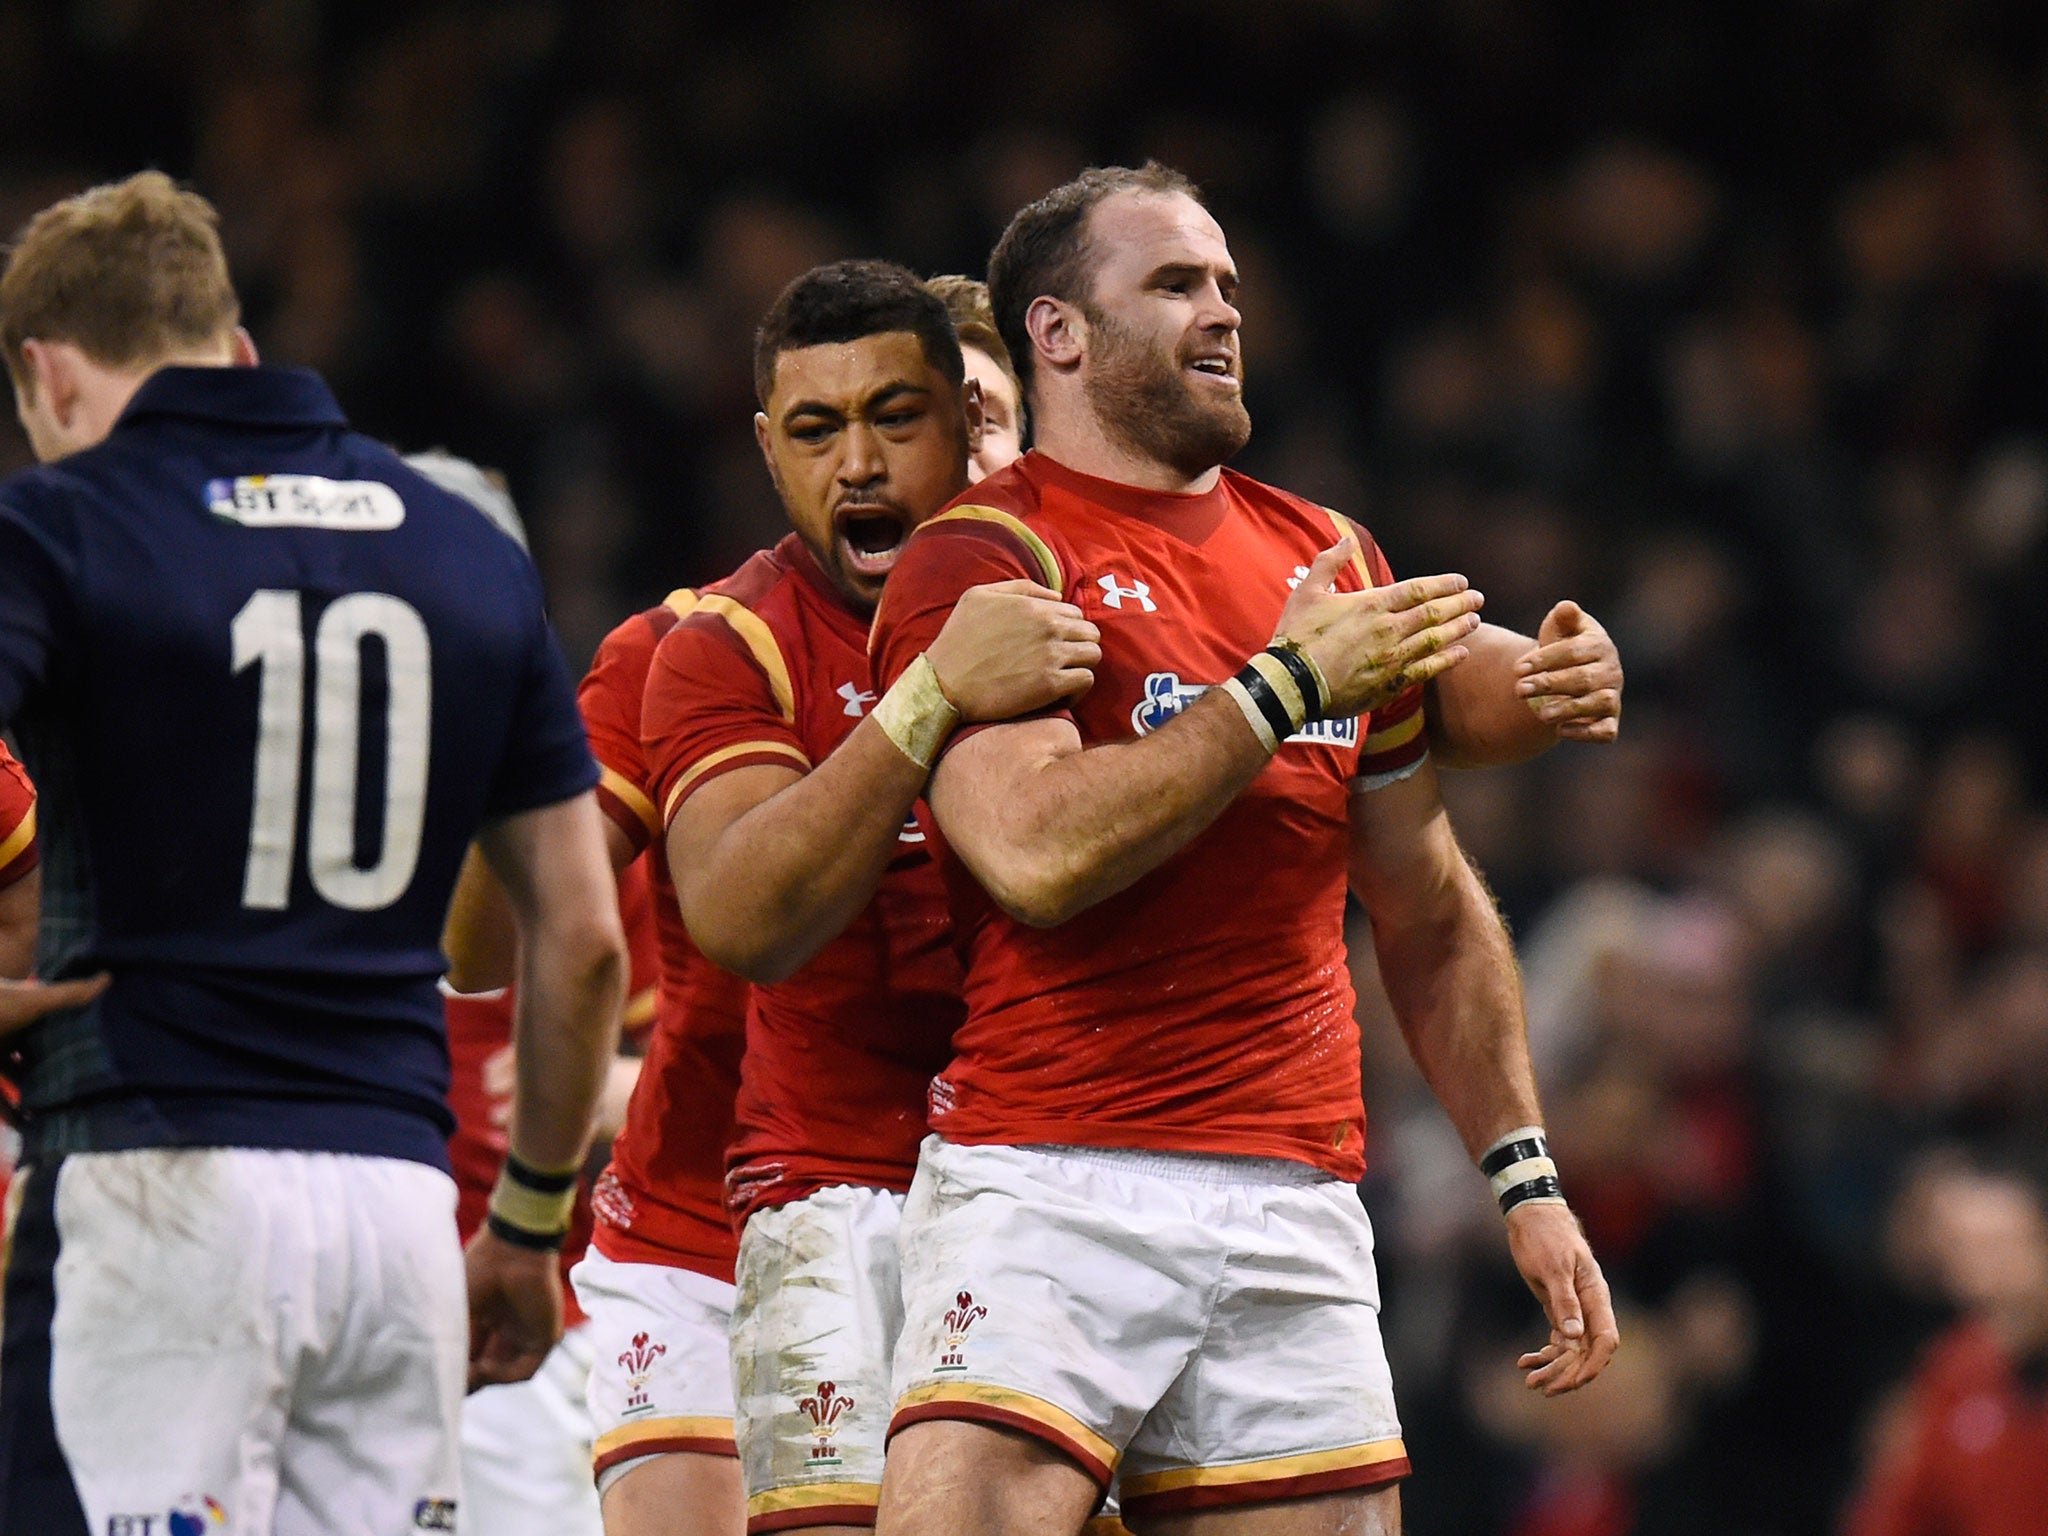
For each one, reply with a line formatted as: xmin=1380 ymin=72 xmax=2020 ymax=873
xmin=1542 ymin=599 xmax=1588 ymax=636
xmin=1533 ymin=689 xmax=1621 ymax=723
xmin=1297 ymin=539 xmax=1355 ymax=595
xmin=1516 ymin=663 xmax=1607 ymax=701
xmin=1057 ymin=640 xmax=1102 ymax=672
xmin=0 ymin=973 xmax=111 ymax=1034
xmin=1577 ymin=1259 xmax=1622 ymax=1375
xmin=1387 ymin=588 xmax=1484 ymax=641
xmin=1051 ymin=615 xmax=1102 ymax=644
xmin=975 ymin=578 xmax=1066 ymax=602
xmin=1379 ymin=571 xmax=1472 ymax=612
xmin=1393 ymin=610 xmax=1483 ymax=669
xmin=1558 ymin=716 xmax=1622 ymax=743
xmin=1051 ymin=666 xmax=1095 ymax=698
xmin=1394 ymin=643 xmax=1472 ymax=691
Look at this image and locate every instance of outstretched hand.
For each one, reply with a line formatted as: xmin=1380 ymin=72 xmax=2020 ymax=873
xmin=1275 ymin=539 xmax=1484 ymax=719
xmin=1505 ymin=1200 xmax=1621 ymax=1395
xmin=0 ymin=973 xmax=110 ymax=1037
xmin=1513 ymin=601 xmax=1622 ymax=743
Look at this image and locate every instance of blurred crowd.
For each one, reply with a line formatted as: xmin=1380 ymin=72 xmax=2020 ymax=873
xmin=5 ymin=1 xmax=2047 ymax=1532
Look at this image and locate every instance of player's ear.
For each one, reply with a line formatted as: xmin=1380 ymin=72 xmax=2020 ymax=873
xmin=20 ymin=339 xmax=76 ymax=426
xmin=961 ymin=376 xmax=986 ymax=454
xmin=230 ymin=326 xmax=260 ymax=367
xmin=1026 ymin=297 xmax=1083 ymax=376
xmin=753 ymin=411 xmax=789 ymax=498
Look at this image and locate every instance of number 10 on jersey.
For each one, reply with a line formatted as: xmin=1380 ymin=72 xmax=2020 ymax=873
xmin=232 ymin=589 xmax=432 ymax=912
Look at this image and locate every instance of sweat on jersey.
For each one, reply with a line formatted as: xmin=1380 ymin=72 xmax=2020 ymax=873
xmin=869 ymin=451 xmax=1430 ymax=1182
xmin=0 ymin=365 xmax=596 ymax=1169
xmin=642 ymin=534 xmax=962 ymax=1226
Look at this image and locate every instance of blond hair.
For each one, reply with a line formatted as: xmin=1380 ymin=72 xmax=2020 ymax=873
xmin=1 ymin=171 xmax=240 ymax=392
xmin=924 ymin=274 xmax=1022 ymax=404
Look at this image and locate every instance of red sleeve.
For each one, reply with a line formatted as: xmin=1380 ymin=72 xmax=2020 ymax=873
xmin=642 ymin=612 xmax=812 ymax=830
xmin=1343 ymin=519 xmax=1429 ymax=789
xmin=869 ymin=514 xmax=1075 ymax=753
xmin=0 ymin=745 xmax=37 ymax=891
xmin=579 ymin=614 xmax=664 ymax=854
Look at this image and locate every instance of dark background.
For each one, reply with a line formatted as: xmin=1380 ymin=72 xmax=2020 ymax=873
xmin=6 ymin=2 xmax=2048 ymax=1531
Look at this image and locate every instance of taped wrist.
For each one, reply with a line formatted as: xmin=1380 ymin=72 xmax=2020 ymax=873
xmin=487 ymin=1152 xmax=579 ymax=1250
xmin=1479 ymin=1125 xmax=1567 ymax=1216
xmin=873 ymin=652 xmax=961 ymax=770
xmin=1221 ymin=645 xmax=1321 ymax=753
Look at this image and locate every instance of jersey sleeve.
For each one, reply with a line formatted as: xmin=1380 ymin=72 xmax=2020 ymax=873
xmin=484 ymin=574 xmax=601 ymax=819
xmin=869 ymin=510 xmax=1076 ymax=754
xmin=642 ymin=611 xmax=813 ymax=832
xmin=0 ymin=744 xmax=37 ymax=890
xmin=1344 ymin=519 xmax=1430 ymax=791
xmin=579 ymin=615 xmax=663 ymax=855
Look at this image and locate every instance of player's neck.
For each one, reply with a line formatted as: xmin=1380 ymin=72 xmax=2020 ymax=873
xmin=1030 ymin=405 xmax=1222 ymax=497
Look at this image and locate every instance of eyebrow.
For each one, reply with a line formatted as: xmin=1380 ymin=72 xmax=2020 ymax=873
xmin=1146 ymin=260 xmax=1239 ymax=289
xmin=781 ymin=380 xmax=931 ymax=425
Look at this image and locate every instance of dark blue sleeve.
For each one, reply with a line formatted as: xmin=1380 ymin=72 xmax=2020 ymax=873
xmin=0 ymin=484 xmax=75 ymax=724
xmin=485 ymin=586 xmax=600 ymax=820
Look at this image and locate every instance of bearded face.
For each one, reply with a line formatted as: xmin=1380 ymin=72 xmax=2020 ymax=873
xmin=1080 ymin=302 xmax=1251 ymax=481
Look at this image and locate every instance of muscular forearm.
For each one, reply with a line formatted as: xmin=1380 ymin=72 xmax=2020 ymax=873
xmin=677 ymin=717 xmax=929 ymax=981
xmin=1372 ymin=856 xmax=1542 ymax=1159
xmin=1426 ymin=622 xmax=1550 ymax=769
xmin=931 ymin=689 xmax=1270 ymax=928
xmin=508 ymin=917 xmax=626 ymax=1169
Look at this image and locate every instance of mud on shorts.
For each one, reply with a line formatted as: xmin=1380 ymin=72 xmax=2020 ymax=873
xmin=887 ymin=1137 xmax=1410 ymax=1523
xmin=729 ymin=1183 xmax=907 ymax=1533
xmin=569 ymin=1247 xmax=738 ymax=1496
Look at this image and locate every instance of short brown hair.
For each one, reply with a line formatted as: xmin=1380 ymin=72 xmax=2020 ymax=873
xmin=924 ymin=274 xmax=1022 ymax=405
xmin=986 ymin=162 xmax=1201 ymax=400
xmin=1 ymin=171 xmax=241 ymax=393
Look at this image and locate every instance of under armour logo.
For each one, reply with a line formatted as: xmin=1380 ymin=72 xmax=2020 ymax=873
xmin=838 ymin=681 xmax=879 ymax=717
xmin=1097 ymin=573 xmax=1157 ymax=612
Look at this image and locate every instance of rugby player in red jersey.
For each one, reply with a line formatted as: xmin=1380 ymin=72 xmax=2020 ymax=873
xmin=646 ymin=258 xmax=1619 ymax=1536
xmin=868 ymin=165 xmax=1620 ymax=1536
xmin=445 ymin=576 xmax=756 ymax=1536
xmin=643 ymin=261 xmax=1100 ymax=1536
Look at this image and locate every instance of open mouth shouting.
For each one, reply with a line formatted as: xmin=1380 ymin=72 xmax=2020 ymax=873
xmin=833 ymin=500 xmax=913 ymax=581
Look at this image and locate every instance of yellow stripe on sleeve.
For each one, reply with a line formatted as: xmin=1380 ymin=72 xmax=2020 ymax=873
xmin=663 ymin=588 xmax=700 ymax=620
xmin=745 ymin=1484 xmax=883 ymax=1519
xmin=0 ymin=803 xmax=35 ymax=872
xmin=1362 ymin=711 xmax=1425 ymax=757
xmin=693 ymin=595 xmax=796 ymax=721
xmin=1323 ymin=509 xmax=1376 ymax=589
xmin=663 ymin=741 xmax=812 ymax=823
xmin=922 ymin=505 xmax=1064 ymax=591
xmin=598 ymin=766 xmax=660 ymax=838
xmin=622 ymin=986 xmax=657 ymax=1030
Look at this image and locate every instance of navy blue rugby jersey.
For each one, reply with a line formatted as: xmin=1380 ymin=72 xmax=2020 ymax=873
xmin=0 ymin=366 xmax=596 ymax=1166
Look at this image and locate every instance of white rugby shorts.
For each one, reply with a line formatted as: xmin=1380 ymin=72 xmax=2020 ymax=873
xmin=888 ymin=1138 xmax=1411 ymax=1522
xmin=730 ymin=1183 xmax=906 ymax=1534
xmin=459 ymin=1323 xmax=602 ymax=1536
xmin=0 ymin=1148 xmax=465 ymax=1536
xmin=570 ymin=1247 xmax=739 ymax=1495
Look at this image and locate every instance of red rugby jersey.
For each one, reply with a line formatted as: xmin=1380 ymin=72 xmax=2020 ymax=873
xmin=0 ymin=742 xmax=37 ymax=890
xmin=642 ymin=535 xmax=962 ymax=1227
xmin=444 ymin=857 xmax=659 ymax=1323
xmin=581 ymin=595 xmax=751 ymax=1278
xmin=870 ymin=452 xmax=1428 ymax=1180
